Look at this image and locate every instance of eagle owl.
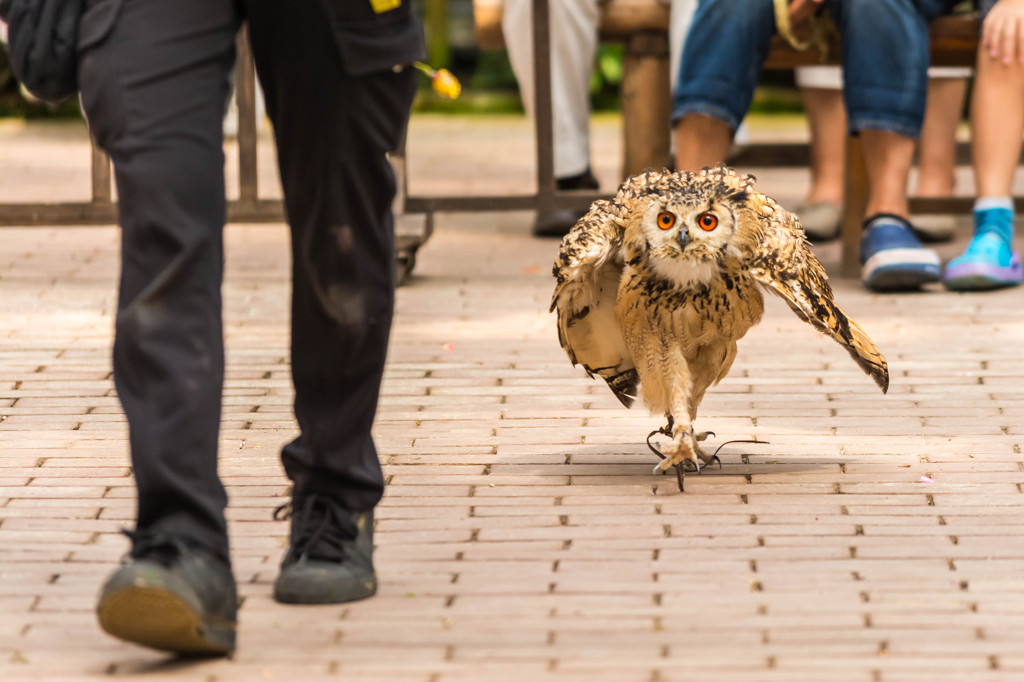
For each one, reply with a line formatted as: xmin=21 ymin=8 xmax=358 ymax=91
xmin=551 ymin=166 xmax=888 ymax=487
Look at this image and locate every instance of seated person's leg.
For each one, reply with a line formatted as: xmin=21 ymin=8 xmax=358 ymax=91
xmin=944 ymin=0 xmax=1024 ymax=291
xmin=912 ymin=71 xmax=970 ymax=243
xmin=503 ymin=0 xmax=600 ymax=237
xmin=672 ymin=0 xmax=775 ymax=171
xmin=796 ymin=66 xmax=846 ymax=241
xmin=832 ymin=0 xmax=942 ymax=292
xmin=916 ymin=73 xmax=968 ymax=200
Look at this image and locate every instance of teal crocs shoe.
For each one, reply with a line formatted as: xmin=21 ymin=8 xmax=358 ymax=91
xmin=943 ymin=208 xmax=1022 ymax=291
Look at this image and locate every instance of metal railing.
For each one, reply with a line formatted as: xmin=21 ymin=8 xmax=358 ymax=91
xmin=0 ymin=0 xmax=605 ymax=231
xmin=0 ymin=28 xmax=283 ymax=226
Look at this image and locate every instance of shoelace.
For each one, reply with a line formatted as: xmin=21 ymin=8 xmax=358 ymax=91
xmin=274 ymin=494 xmax=359 ymax=563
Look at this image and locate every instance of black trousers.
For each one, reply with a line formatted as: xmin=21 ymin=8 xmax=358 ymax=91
xmin=78 ymin=0 xmax=417 ymax=561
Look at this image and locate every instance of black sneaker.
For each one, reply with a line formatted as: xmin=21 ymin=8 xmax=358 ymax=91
xmin=532 ymin=169 xmax=601 ymax=238
xmin=556 ymin=168 xmax=600 ymax=192
xmin=96 ymin=532 xmax=238 ymax=656
xmin=273 ymin=494 xmax=377 ymax=605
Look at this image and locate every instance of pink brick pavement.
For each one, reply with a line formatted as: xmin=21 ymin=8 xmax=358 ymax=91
xmin=2 ymin=117 xmax=1024 ymax=680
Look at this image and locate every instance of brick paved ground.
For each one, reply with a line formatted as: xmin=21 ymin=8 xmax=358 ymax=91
xmin=2 ymin=117 xmax=1024 ymax=681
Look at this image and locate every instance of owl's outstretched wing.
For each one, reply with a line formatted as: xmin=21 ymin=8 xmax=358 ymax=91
xmin=550 ymin=200 xmax=638 ymax=407
xmin=739 ymin=195 xmax=889 ymax=394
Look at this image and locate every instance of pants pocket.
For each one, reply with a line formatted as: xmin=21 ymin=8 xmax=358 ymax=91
xmin=78 ymin=0 xmax=125 ymax=51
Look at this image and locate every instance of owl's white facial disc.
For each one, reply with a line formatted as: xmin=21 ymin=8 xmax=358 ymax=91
xmin=640 ymin=200 xmax=735 ymax=287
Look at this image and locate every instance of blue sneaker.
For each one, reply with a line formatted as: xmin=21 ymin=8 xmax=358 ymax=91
xmin=860 ymin=214 xmax=941 ymax=292
xmin=943 ymin=207 xmax=1023 ymax=291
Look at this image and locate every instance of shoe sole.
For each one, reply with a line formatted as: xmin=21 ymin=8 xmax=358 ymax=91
xmin=943 ymin=261 xmax=1024 ymax=291
xmin=862 ymin=248 xmax=941 ymax=292
xmin=273 ymin=578 xmax=377 ymax=605
xmin=943 ymin=273 xmax=1023 ymax=291
xmin=98 ymin=586 xmax=235 ymax=656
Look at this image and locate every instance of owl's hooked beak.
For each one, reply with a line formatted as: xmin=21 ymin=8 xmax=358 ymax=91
xmin=676 ymin=227 xmax=689 ymax=251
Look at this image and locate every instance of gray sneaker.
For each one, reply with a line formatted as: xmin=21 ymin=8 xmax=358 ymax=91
xmin=273 ymin=494 xmax=377 ymax=605
xmin=97 ymin=533 xmax=237 ymax=656
xmin=909 ymin=214 xmax=959 ymax=243
xmin=794 ymin=200 xmax=842 ymax=241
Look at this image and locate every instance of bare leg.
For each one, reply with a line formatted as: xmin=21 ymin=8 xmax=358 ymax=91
xmin=801 ymin=87 xmax=846 ymax=205
xmin=858 ymin=128 xmax=942 ymax=293
xmin=972 ymin=55 xmax=1024 ymax=198
xmin=916 ymin=77 xmax=968 ymax=197
xmin=940 ymin=50 xmax=1024 ymax=292
xmin=674 ymin=114 xmax=733 ymax=171
xmin=860 ymin=129 xmax=915 ymax=218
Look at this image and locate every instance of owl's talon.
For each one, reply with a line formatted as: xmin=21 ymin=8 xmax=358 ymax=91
xmin=675 ymin=465 xmax=685 ymax=492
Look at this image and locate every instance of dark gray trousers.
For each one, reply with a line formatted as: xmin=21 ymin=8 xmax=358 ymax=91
xmin=78 ymin=0 xmax=416 ymax=561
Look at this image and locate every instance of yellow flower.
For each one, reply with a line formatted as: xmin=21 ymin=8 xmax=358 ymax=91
xmin=431 ymin=69 xmax=461 ymax=99
xmin=413 ymin=62 xmax=461 ymax=100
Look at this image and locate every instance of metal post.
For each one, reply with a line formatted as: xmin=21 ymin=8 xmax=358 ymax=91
xmin=532 ymin=0 xmax=554 ymax=212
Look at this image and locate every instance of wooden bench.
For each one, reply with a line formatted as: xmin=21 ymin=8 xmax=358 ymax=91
xmin=471 ymin=0 xmax=981 ymax=276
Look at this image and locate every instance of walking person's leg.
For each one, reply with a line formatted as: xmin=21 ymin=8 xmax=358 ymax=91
xmin=245 ymin=0 xmax=422 ymax=604
xmin=80 ymin=0 xmax=243 ymax=655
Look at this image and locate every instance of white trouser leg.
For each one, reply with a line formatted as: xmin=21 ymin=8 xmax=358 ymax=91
xmin=503 ymin=0 xmax=598 ymax=179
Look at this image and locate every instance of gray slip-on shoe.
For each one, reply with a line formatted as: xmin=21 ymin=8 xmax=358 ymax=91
xmin=794 ymin=200 xmax=842 ymax=241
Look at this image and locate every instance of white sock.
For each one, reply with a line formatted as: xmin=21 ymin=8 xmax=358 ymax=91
xmin=974 ymin=197 xmax=1014 ymax=213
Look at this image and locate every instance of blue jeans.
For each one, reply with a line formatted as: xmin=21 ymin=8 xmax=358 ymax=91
xmin=672 ymin=0 xmax=952 ymax=138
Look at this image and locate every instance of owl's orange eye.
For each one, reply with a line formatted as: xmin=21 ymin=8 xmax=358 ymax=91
xmin=657 ymin=212 xmax=676 ymax=230
xmin=697 ymin=212 xmax=719 ymax=231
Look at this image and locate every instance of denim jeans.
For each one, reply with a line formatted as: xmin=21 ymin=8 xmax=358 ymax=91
xmin=672 ymin=0 xmax=953 ymax=138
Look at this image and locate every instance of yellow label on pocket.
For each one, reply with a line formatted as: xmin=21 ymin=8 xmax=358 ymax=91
xmin=370 ymin=0 xmax=402 ymax=13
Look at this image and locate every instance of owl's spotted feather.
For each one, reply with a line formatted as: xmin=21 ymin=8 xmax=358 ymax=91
xmin=551 ymin=166 xmax=889 ymax=484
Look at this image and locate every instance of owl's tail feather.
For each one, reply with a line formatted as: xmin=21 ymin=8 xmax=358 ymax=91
xmin=603 ymin=369 xmax=640 ymax=408
xmin=755 ymin=275 xmax=890 ymax=394
xmin=825 ymin=305 xmax=889 ymax=395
